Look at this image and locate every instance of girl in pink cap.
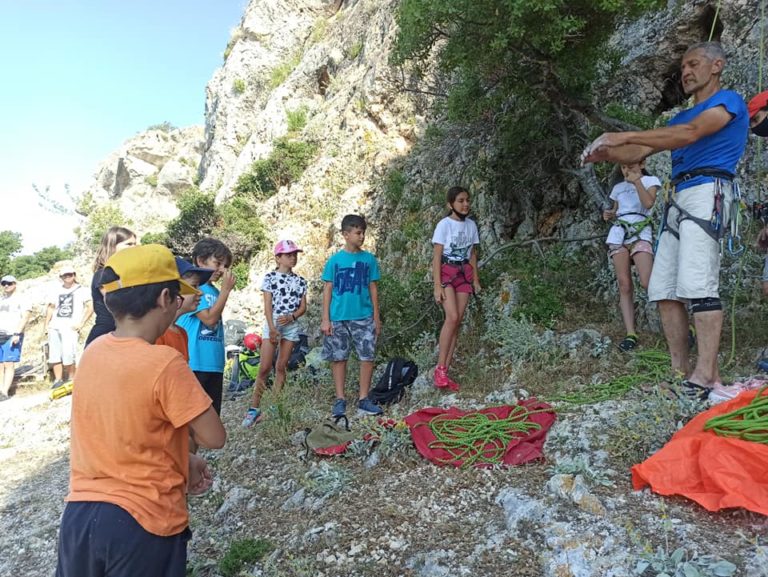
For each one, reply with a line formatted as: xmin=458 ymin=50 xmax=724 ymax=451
xmin=243 ymin=240 xmax=308 ymax=427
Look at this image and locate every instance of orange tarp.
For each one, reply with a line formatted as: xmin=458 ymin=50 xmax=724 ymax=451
xmin=631 ymin=389 xmax=768 ymax=516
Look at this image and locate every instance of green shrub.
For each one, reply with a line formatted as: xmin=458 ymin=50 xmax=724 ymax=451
xmin=231 ymin=260 xmax=250 ymax=290
xmin=82 ymin=205 xmax=132 ymax=250
xmin=232 ymin=78 xmax=246 ymax=95
xmin=147 ymin=121 xmax=175 ymax=132
xmin=218 ymin=538 xmax=273 ymax=577
xmin=8 ymin=245 xmax=74 ymax=280
xmin=140 ymin=231 xmax=169 ymax=246
xmin=346 ymin=41 xmax=363 ymax=60
xmin=286 ymin=106 xmax=308 ymax=133
xmin=234 ymin=137 xmax=318 ymax=200
xmin=604 ymin=102 xmax=656 ymax=130
xmin=269 ymin=54 xmax=300 ymax=89
xmin=384 ymin=170 xmax=406 ymax=204
xmin=216 ymin=193 xmax=268 ymax=262
xmin=145 ymin=174 xmax=158 ymax=187
xmin=164 ymin=188 xmax=217 ymax=258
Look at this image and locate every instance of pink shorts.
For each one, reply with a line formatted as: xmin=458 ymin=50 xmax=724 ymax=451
xmin=608 ymin=240 xmax=653 ymax=259
xmin=440 ymin=263 xmax=474 ymax=294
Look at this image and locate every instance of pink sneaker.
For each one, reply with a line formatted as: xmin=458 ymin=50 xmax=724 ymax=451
xmin=434 ymin=365 xmax=450 ymax=389
xmin=445 ymin=374 xmax=460 ymax=391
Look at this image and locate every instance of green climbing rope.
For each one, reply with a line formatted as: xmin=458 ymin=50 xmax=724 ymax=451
xmin=424 ymin=406 xmax=550 ymax=467
xmin=548 ymin=349 xmax=671 ymax=405
xmin=704 ymin=386 xmax=768 ymax=444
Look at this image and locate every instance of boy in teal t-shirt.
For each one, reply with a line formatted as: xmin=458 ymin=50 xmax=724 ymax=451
xmin=321 ymin=215 xmax=383 ymax=418
xmin=177 ymin=238 xmax=235 ymax=415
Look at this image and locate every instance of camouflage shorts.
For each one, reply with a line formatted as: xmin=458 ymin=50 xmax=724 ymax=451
xmin=321 ymin=317 xmax=377 ymax=362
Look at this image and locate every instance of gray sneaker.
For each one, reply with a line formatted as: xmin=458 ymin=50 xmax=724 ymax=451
xmin=357 ymin=397 xmax=383 ymax=416
xmin=331 ymin=398 xmax=347 ymax=418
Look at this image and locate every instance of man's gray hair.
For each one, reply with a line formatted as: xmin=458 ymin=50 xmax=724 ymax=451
xmin=685 ymin=41 xmax=727 ymax=64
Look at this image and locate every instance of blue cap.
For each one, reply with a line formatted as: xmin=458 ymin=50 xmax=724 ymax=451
xmin=174 ymin=257 xmax=215 ymax=286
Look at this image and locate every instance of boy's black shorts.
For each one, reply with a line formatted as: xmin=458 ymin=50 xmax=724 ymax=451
xmin=194 ymin=371 xmax=223 ymax=415
xmin=56 ymin=501 xmax=190 ymax=577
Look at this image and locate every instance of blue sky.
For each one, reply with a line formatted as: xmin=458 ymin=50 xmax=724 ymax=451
xmin=0 ymin=0 xmax=246 ymax=253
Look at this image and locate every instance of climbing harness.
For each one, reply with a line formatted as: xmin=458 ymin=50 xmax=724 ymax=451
xmin=704 ymin=386 xmax=768 ymax=444
xmin=440 ymin=257 xmax=475 ymax=294
xmin=422 ymin=406 xmax=551 ymax=467
xmin=612 ymin=211 xmax=654 ymax=243
xmin=656 ymin=168 xmax=744 ymax=257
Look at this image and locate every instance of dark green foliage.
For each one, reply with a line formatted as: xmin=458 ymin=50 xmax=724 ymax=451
xmin=378 ymin=272 xmax=438 ymax=357
xmin=286 ymin=107 xmax=309 ymax=133
xmin=604 ymin=102 xmax=657 ymax=130
xmin=234 ymin=137 xmax=318 ymax=200
xmin=216 ymin=193 xmax=268 ymax=264
xmin=393 ymin=0 xmax=662 ymax=121
xmin=0 ymin=231 xmax=23 ymax=273
xmin=10 ymin=246 xmax=74 ymax=280
xmin=384 ymin=170 xmax=407 ymax=204
xmin=218 ymin=538 xmax=273 ymax=577
xmin=164 ymin=188 xmax=218 ymax=258
xmin=147 ymin=121 xmax=176 ymax=132
xmin=140 ymin=232 xmax=170 ymax=246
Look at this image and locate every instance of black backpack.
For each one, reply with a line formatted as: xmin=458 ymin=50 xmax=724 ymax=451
xmin=369 ymin=358 xmax=418 ymax=405
xmin=273 ymin=333 xmax=310 ymax=371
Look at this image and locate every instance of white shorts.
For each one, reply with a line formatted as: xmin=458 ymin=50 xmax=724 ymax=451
xmin=648 ymin=182 xmax=731 ymax=302
xmin=48 ymin=327 xmax=79 ymax=365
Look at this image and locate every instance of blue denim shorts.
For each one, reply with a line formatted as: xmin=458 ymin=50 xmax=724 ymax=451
xmin=321 ymin=317 xmax=376 ymax=362
xmin=263 ymin=315 xmax=301 ymax=342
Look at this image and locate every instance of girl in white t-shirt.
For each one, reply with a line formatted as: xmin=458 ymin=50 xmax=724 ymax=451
xmin=602 ymin=162 xmax=660 ymax=352
xmin=431 ymin=186 xmax=481 ymax=391
xmin=243 ymin=240 xmax=308 ymax=427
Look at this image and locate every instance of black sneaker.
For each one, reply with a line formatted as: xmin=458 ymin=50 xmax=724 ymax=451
xmin=51 ymin=380 xmax=64 ymax=390
xmin=618 ymin=334 xmax=638 ymax=352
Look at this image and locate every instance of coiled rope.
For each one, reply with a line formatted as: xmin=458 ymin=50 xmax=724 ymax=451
xmin=424 ymin=406 xmax=552 ymax=467
xmin=704 ymin=386 xmax=768 ymax=444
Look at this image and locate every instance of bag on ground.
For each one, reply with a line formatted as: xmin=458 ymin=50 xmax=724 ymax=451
xmin=370 ymin=358 xmax=418 ymax=405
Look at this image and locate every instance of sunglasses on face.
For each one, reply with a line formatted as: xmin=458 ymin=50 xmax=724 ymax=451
xmin=1 ymin=282 xmax=15 ymax=286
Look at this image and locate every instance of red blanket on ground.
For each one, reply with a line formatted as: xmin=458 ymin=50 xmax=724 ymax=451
xmin=404 ymin=401 xmax=556 ymax=468
xmin=631 ymin=389 xmax=768 ymax=516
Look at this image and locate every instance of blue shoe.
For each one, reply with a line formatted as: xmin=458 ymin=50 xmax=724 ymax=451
xmin=757 ymin=358 xmax=768 ymax=373
xmin=331 ymin=398 xmax=347 ymax=418
xmin=357 ymin=397 xmax=383 ymax=416
xmin=241 ymin=407 xmax=263 ymax=428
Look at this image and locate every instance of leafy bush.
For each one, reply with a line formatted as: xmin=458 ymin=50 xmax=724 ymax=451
xmin=9 ymin=246 xmax=74 ymax=280
xmin=269 ymin=54 xmax=300 ymax=89
xmin=346 ymin=41 xmax=363 ymax=60
xmin=216 ymin=193 xmax=268 ymax=262
xmin=146 ymin=121 xmax=175 ymax=132
xmin=303 ymin=462 xmax=353 ymax=498
xmin=232 ymin=78 xmax=246 ymax=95
xmin=164 ymin=188 xmax=217 ymax=258
xmin=219 ymin=538 xmax=273 ymax=577
xmin=384 ymin=170 xmax=406 ymax=204
xmin=145 ymin=174 xmax=158 ymax=187
xmin=82 ymin=205 xmax=132 ymax=250
xmin=234 ymin=137 xmax=318 ymax=200
xmin=140 ymin=231 xmax=169 ymax=246
xmin=286 ymin=106 xmax=308 ymax=133
xmin=0 ymin=230 xmax=22 ymax=273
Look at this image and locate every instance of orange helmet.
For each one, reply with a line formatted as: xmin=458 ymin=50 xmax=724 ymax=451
xmin=243 ymin=333 xmax=262 ymax=351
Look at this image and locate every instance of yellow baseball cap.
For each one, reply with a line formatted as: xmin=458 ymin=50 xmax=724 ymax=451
xmin=102 ymin=244 xmax=201 ymax=296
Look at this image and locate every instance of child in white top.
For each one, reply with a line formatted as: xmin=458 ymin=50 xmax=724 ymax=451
xmin=242 ymin=240 xmax=307 ymax=427
xmin=431 ymin=186 xmax=481 ymax=391
xmin=602 ymin=162 xmax=661 ymax=351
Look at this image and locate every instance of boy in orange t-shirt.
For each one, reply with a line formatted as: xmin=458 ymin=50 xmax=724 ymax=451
xmin=156 ymin=258 xmax=214 ymax=360
xmin=56 ymin=245 xmax=227 ymax=577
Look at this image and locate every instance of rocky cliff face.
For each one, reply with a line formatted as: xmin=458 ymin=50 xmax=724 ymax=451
xmin=81 ymin=125 xmax=205 ymax=233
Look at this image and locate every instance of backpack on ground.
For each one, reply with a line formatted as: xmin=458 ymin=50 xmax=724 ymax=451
xmin=304 ymin=416 xmax=358 ymax=457
xmin=369 ymin=358 xmax=418 ymax=405
xmin=272 ymin=333 xmax=310 ymax=371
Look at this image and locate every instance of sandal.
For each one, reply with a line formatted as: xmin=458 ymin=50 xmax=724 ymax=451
xmin=678 ymin=379 xmax=712 ymax=401
xmin=618 ymin=334 xmax=638 ymax=352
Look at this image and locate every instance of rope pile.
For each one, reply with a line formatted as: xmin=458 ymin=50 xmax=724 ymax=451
xmin=704 ymin=386 xmax=768 ymax=444
xmin=548 ymin=349 xmax=670 ymax=405
xmin=425 ymin=406 xmax=549 ymax=467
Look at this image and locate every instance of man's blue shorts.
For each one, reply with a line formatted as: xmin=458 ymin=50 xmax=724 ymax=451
xmin=56 ymin=502 xmax=191 ymax=577
xmin=0 ymin=335 xmax=23 ymax=363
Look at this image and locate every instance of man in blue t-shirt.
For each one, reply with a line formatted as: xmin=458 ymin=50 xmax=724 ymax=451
xmin=321 ymin=214 xmax=383 ymax=418
xmin=582 ymin=42 xmax=748 ymax=399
